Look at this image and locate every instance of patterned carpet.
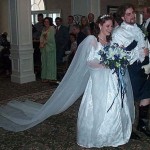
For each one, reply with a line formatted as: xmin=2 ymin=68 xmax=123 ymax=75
xmin=0 ymin=75 xmax=150 ymax=150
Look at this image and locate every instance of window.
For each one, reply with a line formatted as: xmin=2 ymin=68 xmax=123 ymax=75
xmin=31 ymin=0 xmax=45 ymax=11
xmin=31 ymin=10 xmax=61 ymax=25
xmin=31 ymin=0 xmax=61 ymax=25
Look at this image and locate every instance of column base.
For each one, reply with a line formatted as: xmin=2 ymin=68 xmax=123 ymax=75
xmin=11 ymin=73 xmax=35 ymax=84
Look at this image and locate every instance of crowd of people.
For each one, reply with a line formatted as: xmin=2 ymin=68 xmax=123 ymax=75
xmin=0 ymin=3 xmax=150 ymax=149
xmin=32 ymin=12 xmax=98 ymax=83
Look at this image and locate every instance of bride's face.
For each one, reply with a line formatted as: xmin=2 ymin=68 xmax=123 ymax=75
xmin=99 ymin=20 xmax=113 ymax=36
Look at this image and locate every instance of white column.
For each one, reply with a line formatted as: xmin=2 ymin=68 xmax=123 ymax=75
xmin=9 ymin=0 xmax=35 ymax=83
xmin=71 ymin=0 xmax=100 ymax=19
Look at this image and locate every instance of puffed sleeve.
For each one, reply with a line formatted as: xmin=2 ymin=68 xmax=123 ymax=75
xmin=87 ymin=42 xmax=104 ymax=69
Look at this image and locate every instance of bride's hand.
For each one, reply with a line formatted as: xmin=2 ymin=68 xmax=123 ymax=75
xmin=101 ymin=63 xmax=106 ymax=68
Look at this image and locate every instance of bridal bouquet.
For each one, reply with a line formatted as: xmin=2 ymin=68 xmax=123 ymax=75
xmin=98 ymin=43 xmax=130 ymax=75
xmin=98 ymin=43 xmax=130 ymax=111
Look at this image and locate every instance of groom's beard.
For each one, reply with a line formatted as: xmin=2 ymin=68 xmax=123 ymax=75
xmin=125 ymin=17 xmax=136 ymax=25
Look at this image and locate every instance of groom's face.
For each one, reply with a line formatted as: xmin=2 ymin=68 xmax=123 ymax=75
xmin=122 ymin=7 xmax=136 ymax=25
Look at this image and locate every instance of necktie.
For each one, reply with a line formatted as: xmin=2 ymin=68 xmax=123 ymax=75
xmin=56 ymin=26 xmax=59 ymax=32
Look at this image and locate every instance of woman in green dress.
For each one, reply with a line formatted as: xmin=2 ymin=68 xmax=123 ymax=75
xmin=40 ymin=17 xmax=57 ymax=83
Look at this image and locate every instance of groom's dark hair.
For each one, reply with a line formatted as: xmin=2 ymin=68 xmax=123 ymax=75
xmin=116 ymin=3 xmax=135 ymax=24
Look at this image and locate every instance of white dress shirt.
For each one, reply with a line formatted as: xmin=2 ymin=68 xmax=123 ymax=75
xmin=112 ymin=22 xmax=146 ymax=64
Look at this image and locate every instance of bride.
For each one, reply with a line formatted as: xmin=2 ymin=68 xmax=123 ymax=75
xmin=77 ymin=15 xmax=134 ymax=148
xmin=0 ymin=15 xmax=134 ymax=148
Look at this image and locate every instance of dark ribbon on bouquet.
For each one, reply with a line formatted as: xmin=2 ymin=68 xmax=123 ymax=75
xmin=107 ymin=40 xmax=137 ymax=112
xmin=107 ymin=67 xmax=126 ymax=112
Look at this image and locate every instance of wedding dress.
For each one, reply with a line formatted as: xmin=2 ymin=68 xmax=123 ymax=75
xmin=0 ymin=35 xmax=134 ymax=148
xmin=77 ymin=39 xmax=135 ymax=148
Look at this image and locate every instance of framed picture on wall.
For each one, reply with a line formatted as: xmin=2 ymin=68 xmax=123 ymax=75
xmin=107 ymin=5 xmax=118 ymax=14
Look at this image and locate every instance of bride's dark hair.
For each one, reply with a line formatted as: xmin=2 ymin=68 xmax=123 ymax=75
xmin=94 ymin=14 xmax=113 ymax=42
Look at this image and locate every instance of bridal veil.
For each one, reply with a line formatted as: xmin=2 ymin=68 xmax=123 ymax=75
xmin=0 ymin=35 xmax=98 ymax=132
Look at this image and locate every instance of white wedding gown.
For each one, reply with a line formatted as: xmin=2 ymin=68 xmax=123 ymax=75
xmin=0 ymin=35 xmax=134 ymax=148
xmin=77 ymin=40 xmax=134 ymax=148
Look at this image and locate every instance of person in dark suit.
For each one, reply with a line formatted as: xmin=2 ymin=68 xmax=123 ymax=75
xmin=88 ymin=13 xmax=96 ymax=35
xmin=32 ymin=13 xmax=44 ymax=76
xmin=67 ymin=15 xmax=75 ymax=34
xmin=142 ymin=6 xmax=150 ymax=43
xmin=55 ymin=17 xmax=69 ymax=64
xmin=0 ymin=32 xmax=11 ymax=76
xmin=136 ymin=6 xmax=150 ymax=137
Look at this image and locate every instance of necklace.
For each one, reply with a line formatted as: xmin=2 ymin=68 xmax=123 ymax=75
xmin=98 ymin=36 xmax=107 ymax=45
xmin=98 ymin=36 xmax=106 ymax=42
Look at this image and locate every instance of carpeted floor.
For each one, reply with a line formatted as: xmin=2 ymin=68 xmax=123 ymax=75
xmin=0 ymin=74 xmax=150 ymax=150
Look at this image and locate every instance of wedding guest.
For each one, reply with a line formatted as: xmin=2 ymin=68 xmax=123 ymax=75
xmin=40 ymin=17 xmax=57 ymax=83
xmin=55 ymin=17 xmax=69 ymax=64
xmin=32 ymin=13 xmax=44 ymax=75
xmin=88 ymin=13 xmax=96 ymax=35
xmin=80 ymin=16 xmax=91 ymax=36
xmin=33 ymin=13 xmax=44 ymax=41
xmin=0 ymin=32 xmax=11 ymax=76
xmin=67 ymin=15 xmax=75 ymax=33
xmin=142 ymin=6 xmax=150 ymax=43
xmin=67 ymin=15 xmax=76 ymax=53
xmin=72 ymin=24 xmax=87 ymax=46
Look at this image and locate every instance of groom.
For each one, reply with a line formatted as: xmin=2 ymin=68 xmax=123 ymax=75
xmin=112 ymin=3 xmax=150 ymax=138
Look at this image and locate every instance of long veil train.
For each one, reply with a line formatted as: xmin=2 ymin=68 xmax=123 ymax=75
xmin=0 ymin=35 xmax=98 ymax=132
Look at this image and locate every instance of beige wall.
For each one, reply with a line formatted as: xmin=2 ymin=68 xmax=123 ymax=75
xmin=100 ymin=0 xmax=137 ymax=14
xmin=45 ymin=0 xmax=71 ymax=25
xmin=0 ymin=0 xmax=9 ymax=34
xmin=44 ymin=0 xmax=149 ymax=24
